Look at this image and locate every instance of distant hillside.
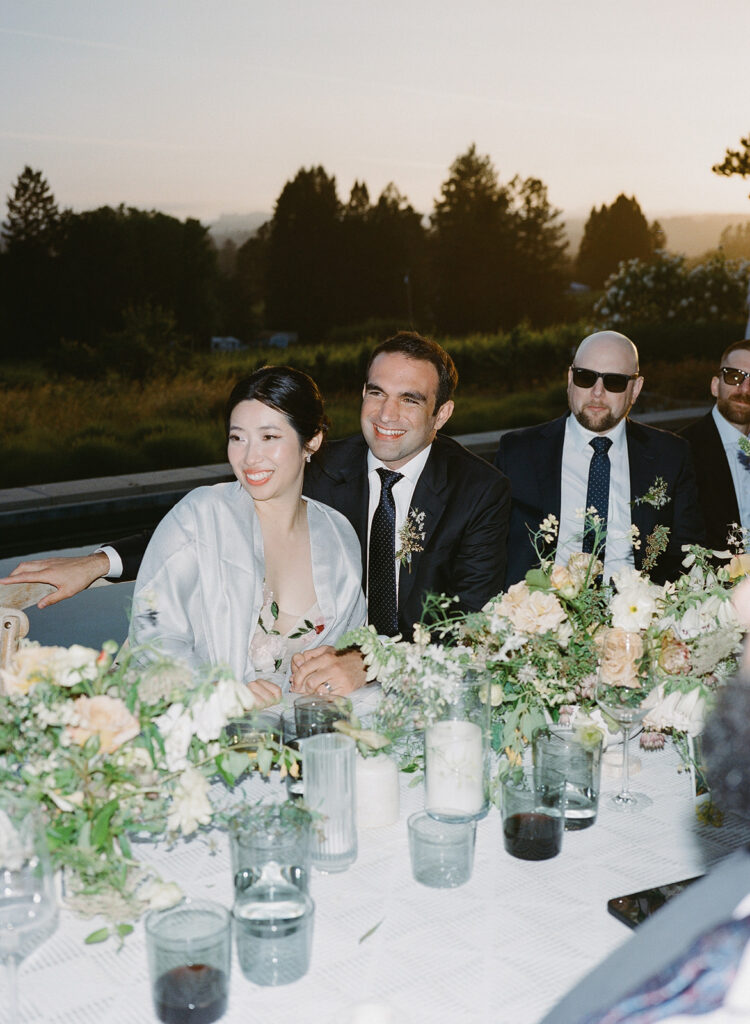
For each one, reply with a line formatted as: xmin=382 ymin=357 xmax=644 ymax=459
xmin=564 ymin=212 xmax=750 ymax=260
xmin=209 ymin=209 xmax=750 ymax=261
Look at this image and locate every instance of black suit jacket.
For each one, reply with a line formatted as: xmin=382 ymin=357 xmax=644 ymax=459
xmin=494 ymin=414 xmax=705 ymax=587
xmin=304 ymin=433 xmax=511 ymax=635
xmin=115 ymin=433 xmax=512 ymax=634
xmin=681 ymin=411 xmax=740 ymax=551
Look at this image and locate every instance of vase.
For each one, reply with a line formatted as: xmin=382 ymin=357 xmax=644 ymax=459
xmin=424 ymin=671 xmax=491 ymax=823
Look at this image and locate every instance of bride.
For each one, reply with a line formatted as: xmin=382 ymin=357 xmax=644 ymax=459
xmin=129 ymin=366 xmax=366 ymax=705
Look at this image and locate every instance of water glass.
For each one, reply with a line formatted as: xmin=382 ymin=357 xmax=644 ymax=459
xmin=302 ymin=733 xmax=357 ymax=872
xmin=145 ymin=899 xmax=231 ymax=1024
xmin=233 ymin=881 xmax=314 ymax=986
xmin=225 ymin=710 xmax=283 ymax=750
xmin=501 ymin=767 xmax=566 ymax=861
xmin=229 ymin=803 xmax=312 ymax=894
xmin=407 ymin=812 xmax=476 ymax=888
xmin=533 ymin=723 xmax=603 ymax=830
xmin=294 ymin=695 xmax=353 ymax=738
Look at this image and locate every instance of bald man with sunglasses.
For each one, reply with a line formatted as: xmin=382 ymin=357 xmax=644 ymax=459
xmin=682 ymin=339 xmax=750 ymax=551
xmin=494 ymin=330 xmax=704 ymax=587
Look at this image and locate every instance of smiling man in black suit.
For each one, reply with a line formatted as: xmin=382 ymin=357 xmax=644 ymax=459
xmin=494 ymin=330 xmax=704 ymax=587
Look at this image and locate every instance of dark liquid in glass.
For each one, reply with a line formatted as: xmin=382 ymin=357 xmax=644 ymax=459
xmin=504 ymin=812 xmax=561 ymax=860
xmin=154 ymin=965 xmax=228 ymax=1024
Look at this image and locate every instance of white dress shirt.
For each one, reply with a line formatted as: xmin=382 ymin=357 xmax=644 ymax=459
xmin=557 ymin=416 xmax=634 ymax=580
xmin=366 ymin=444 xmax=432 ymax=600
xmin=712 ymin=404 xmax=750 ymax=533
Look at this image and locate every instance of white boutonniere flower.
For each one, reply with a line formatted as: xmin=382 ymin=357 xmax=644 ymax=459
xmin=633 ymin=476 xmax=670 ymax=509
xmin=395 ymin=508 xmax=426 ymax=573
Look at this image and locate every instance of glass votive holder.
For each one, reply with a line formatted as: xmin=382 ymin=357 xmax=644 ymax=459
xmin=233 ymin=880 xmax=315 ymax=986
xmin=500 ymin=767 xmax=566 ymax=861
xmin=229 ymin=803 xmax=312 ymax=895
xmin=532 ymin=723 xmax=603 ymax=830
xmin=145 ymin=898 xmax=231 ymax=1024
xmin=407 ymin=811 xmax=476 ymax=888
xmin=303 ymin=733 xmax=358 ymax=872
xmin=225 ymin=710 xmax=283 ymax=751
xmin=294 ymin=695 xmax=353 ymax=739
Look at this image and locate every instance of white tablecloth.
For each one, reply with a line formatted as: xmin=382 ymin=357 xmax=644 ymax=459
xmin=14 ymin=742 xmax=750 ymax=1024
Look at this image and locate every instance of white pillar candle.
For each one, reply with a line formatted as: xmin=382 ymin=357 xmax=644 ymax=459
xmin=356 ymin=753 xmax=400 ymax=827
xmin=425 ymin=720 xmax=484 ymax=816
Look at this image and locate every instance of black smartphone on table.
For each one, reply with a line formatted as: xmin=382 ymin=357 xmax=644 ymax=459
xmin=607 ymin=876 xmax=703 ymax=928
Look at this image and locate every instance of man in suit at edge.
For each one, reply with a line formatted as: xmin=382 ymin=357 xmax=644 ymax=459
xmin=2 ymin=332 xmax=512 ymax=697
xmin=493 ymin=330 xmax=704 ymax=588
xmin=681 ymin=338 xmax=750 ymax=552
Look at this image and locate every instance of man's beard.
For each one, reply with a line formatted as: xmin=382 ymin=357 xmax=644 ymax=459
xmin=717 ymin=394 xmax=750 ymax=428
xmin=574 ymin=406 xmax=620 ymax=433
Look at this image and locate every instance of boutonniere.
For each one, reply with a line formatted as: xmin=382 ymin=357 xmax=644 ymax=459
xmin=395 ymin=508 xmax=426 ymax=573
xmin=632 ymin=476 xmax=670 ymax=509
xmin=738 ymin=435 xmax=750 ymax=462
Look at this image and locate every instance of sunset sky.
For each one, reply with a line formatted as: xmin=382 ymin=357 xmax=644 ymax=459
xmin=2 ymin=0 xmax=750 ymax=226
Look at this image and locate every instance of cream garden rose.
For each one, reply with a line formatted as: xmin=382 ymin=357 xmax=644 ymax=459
xmin=597 ymin=628 xmax=643 ymax=687
xmin=495 ymin=582 xmax=568 ymax=636
xmin=66 ymin=695 xmax=140 ymax=754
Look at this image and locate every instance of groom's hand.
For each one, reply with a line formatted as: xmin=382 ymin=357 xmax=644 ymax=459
xmin=0 ymin=552 xmax=111 ymax=608
xmin=290 ymin=646 xmax=367 ymax=696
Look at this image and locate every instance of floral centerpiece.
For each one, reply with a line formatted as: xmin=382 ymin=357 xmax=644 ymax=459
xmin=343 ymin=515 xmax=745 ymax=770
xmin=0 ymin=640 xmax=299 ymax=941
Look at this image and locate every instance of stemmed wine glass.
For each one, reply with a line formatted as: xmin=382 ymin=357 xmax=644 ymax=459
xmin=0 ymin=795 xmax=58 ymax=1024
xmin=596 ymin=628 xmax=658 ymax=812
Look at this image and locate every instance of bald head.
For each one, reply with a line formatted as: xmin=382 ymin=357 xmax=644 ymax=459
xmin=567 ymin=330 xmax=644 ymax=433
xmin=574 ymin=331 xmax=640 ymax=374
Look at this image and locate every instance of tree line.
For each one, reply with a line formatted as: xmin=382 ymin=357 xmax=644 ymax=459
xmin=6 ymin=137 xmax=742 ymax=372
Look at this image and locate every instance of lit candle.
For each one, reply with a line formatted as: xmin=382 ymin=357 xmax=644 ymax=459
xmin=356 ymin=753 xmax=400 ymax=827
xmin=425 ymin=720 xmax=484 ymax=817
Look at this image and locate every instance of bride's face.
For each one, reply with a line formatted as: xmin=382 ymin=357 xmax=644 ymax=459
xmin=228 ymin=399 xmax=314 ymax=502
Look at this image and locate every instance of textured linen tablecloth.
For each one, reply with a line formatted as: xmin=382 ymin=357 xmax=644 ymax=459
xmin=12 ymin=742 xmax=750 ymax=1024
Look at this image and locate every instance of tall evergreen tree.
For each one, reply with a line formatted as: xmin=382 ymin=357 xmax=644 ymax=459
xmin=713 ymin=133 xmax=750 ymax=198
xmin=576 ymin=193 xmax=663 ymax=288
xmin=265 ymin=166 xmax=342 ymax=342
xmin=2 ymin=166 xmax=59 ymax=251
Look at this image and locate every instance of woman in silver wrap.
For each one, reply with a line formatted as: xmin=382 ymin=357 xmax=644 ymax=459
xmin=129 ymin=367 xmax=366 ymax=705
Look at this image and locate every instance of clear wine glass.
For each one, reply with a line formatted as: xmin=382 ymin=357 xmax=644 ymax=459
xmin=0 ymin=796 xmax=58 ymax=1024
xmin=596 ymin=628 xmax=658 ymax=812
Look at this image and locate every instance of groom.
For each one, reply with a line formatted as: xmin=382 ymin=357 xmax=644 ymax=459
xmin=2 ymin=332 xmax=511 ymax=694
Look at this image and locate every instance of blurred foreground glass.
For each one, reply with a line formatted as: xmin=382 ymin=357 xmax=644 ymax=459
xmin=294 ymin=695 xmax=352 ymax=738
xmin=233 ymin=878 xmax=314 ymax=986
xmin=146 ymin=899 xmax=231 ymax=1024
xmin=225 ymin=710 xmax=282 ymax=751
xmin=424 ymin=671 xmax=491 ymax=823
xmin=302 ymin=733 xmax=357 ymax=872
xmin=596 ymin=628 xmax=658 ymax=812
xmin=501 ymin=767 xmax=565 ymax=861
xmin=0 ymin=796 xmax=58 ymax=1024
xmin=407 ymin=811 xmax=476 ymax=888
xmin=533 ymin=724 xmax=603 ymax=830
xmin=229 ymin=803 xmax=312 ymax=895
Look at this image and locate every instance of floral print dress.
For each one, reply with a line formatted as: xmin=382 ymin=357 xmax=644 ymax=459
xmin=249 ymin=585 xmax=325 ymax=693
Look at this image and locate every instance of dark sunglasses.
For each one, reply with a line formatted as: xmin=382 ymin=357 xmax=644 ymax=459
xmin=570 ymin=366 xmax=639 ymax=394
xmin=720 ymin=366 xmax=750 ymax=386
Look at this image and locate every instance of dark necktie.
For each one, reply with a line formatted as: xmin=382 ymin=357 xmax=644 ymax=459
xmin=582 ymin=436 xmax=612 ymax=557
xmin=368 ymin=468 xmax=403 ymax=636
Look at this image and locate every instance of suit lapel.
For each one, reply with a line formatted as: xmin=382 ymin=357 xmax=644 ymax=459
xmin=626 ymin=420 xmax=659 ymax=564
xmin=318 ymin=438 xmax=370 ymax=585
xmin=535 ymin=417 xmax=566 ymax=520
xmin=397 ymin=442 xmax=448 ymax=612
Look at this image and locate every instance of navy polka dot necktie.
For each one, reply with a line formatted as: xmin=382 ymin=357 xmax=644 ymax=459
xmin=582 ymin=436 xmax=612 ymax=556
xmin=368 ymin=468 xmax=403 ymax=636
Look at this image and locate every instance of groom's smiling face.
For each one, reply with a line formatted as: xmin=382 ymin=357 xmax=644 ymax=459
xmin=361 ymin=352 xmax=454 ymax=469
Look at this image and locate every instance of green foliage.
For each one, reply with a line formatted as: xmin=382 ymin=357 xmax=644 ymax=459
xmin=594 ymin=250 xmax=749 ymax=329
xmin=576 ymin=194 xmax=664 ymax=288
xmin=712 ymin=133 xmax=750 ymax=197
xmin=1 ymin=165 xmax=60 ymax=251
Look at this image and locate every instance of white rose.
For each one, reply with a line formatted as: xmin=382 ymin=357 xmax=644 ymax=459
xmin=167 ymin=768 xmax=212 ymax=835
xmin=155 ymin=705 xmax=194 ymax=772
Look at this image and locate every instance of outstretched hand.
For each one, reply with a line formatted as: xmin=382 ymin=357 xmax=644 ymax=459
xmin=0 ymin=552 xmax=111 ymax=608
xmin=290 ymin=645 xmax=367 ymax=696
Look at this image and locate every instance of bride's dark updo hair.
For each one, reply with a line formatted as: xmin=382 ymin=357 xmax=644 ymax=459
xmin=225 ymin=366 xmax=329 ymax=448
